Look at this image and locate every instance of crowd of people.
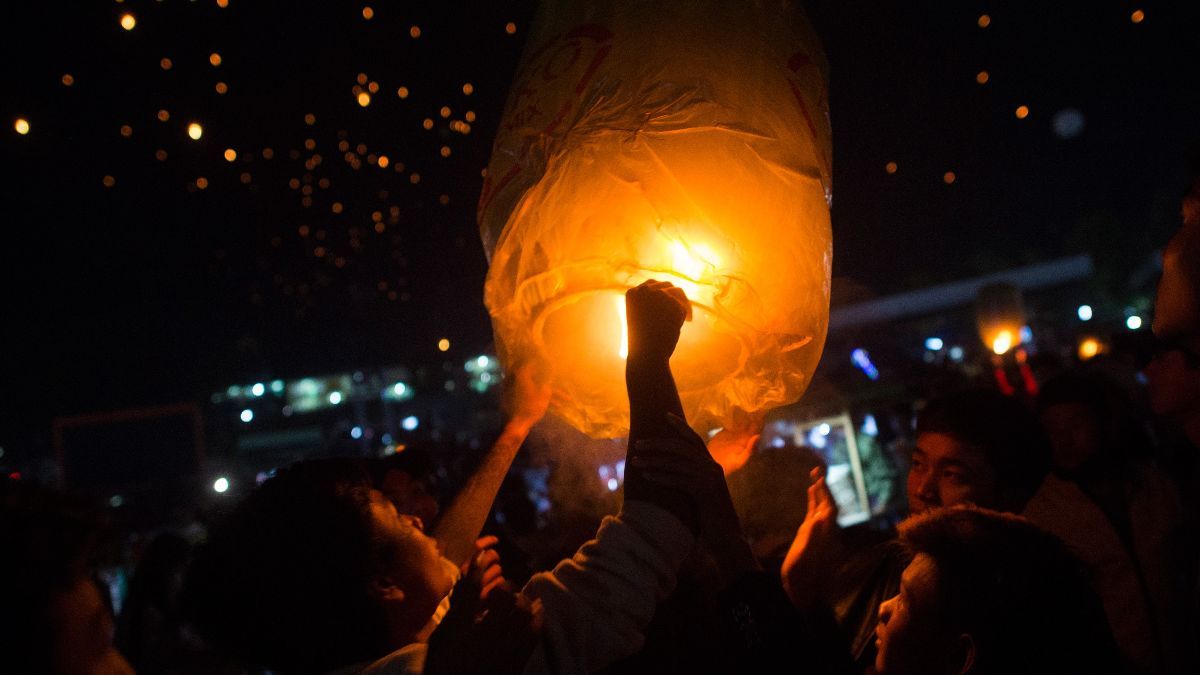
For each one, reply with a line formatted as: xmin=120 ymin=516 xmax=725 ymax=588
xmin=4 ymin=177 xmax=1199 ymax=674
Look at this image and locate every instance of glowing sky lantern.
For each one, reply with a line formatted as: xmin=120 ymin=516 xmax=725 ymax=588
xmin=479 ymin=0 xmax=832 ymax=437
xmin=976 ymin=283 xmax=1026 ymax=356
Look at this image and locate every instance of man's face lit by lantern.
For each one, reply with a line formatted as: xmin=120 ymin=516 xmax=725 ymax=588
xmin=907 ymin=433 xmax=1001 ymax=514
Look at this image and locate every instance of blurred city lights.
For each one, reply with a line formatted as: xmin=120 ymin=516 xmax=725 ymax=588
xmin=213 ymin=477 xmax=230 ymax=493
xmin=239 ymin=408 xmax=254 ymax=422
xmin=1126 ymin=315 xmax=1143 ymax=330
xmin=120 ymin=14 xmax=136 ymax=31
xmin=351 ymin=426 xmax=363 ymax=439
xmin=251 ymin=382 xmax=265 ymax=396
xmin=1078 ymin=338 xmax=1102 ymax=360
xmin=187 ymin=122 xmax=203 ymax=140
xmin=14 ymin=118 xmax=29 ymax=135
xmin=438 ymin=338 xmax=450 ymax=352
xmin=925 ymin=337 xmax=944 ymax=351
xmin=861 ymin=414 xmax=879 ymax=436
xmin=402 ymin=415 xmax=419 ymax=431
xmin=1077 ymin=304 xmax=1093 ymax=321
xmin=851 ymin=348 xmax=880 ymax=380
xmin=328 ymin=391 xmax=343 ymax=404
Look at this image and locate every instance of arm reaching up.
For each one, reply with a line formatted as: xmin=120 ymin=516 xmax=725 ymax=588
xmin=433 ymin=362 xmax=552 ymax=568
xmin=624 ymin=279 xmax=690 ymax=443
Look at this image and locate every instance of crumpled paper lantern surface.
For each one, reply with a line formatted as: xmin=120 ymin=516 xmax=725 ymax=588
xmin=479 ymin=0 xmax=832 ymax=438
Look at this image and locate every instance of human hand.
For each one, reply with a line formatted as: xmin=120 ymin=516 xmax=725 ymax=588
xmin=501 ymin=360 xmax=552 ymax=430
xmin=781 ymin=467 xmax=842 ymax=610
xmin=707 ymin=428 xmax=760 ymax=476
xmin=625 ymin=279 xmax=692 ymax=364
xmin=429 ymin=535 xmax=540 ymax=675
xmin=460 ymin=535 xmax=508 ymax=603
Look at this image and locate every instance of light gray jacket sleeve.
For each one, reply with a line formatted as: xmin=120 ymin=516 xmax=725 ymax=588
xmin=519 ymin=500 xmax=695 ymax=675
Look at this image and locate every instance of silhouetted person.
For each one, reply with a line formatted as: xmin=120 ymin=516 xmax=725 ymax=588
xmin=1 ymin=480 xmax=133 ymax=674
xmin=783 ymin=388 xmax=1053 ymax=669
xmin=875 ymin=507 xmax=1120 ymax=675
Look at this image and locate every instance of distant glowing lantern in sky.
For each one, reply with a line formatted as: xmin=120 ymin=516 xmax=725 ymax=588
xmin=976 ymin=283 xmax=1026 ymax=356
xmin=479 ymin=0 xmax=833 ymax=437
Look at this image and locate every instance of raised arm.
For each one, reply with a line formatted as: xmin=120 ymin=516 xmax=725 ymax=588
xmin=433 ymin=362 xmax=551 ymax=568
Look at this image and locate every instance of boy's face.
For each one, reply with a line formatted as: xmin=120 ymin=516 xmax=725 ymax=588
xmin=368 ymin=490 xmax=456 ymax=618
xmin=907 ymin=433 xmax=1001 ymax=514
xmin=1040 ymin=402 xmax=1103 ymax=470
xmin=876 ymin=554 xmax=955 ymax=675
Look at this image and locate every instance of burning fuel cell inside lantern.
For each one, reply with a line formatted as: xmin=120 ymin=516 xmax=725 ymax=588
xmin=479 ymin=0 xmax=832 ymax=437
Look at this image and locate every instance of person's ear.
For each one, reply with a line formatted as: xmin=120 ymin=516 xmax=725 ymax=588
xmin=370 ymin=577 xmax=407 ymax=606
xmin=950 ymin=632 xmax=976 ymax=675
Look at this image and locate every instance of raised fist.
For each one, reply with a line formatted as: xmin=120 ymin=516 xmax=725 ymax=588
xmin=625 ymin=279 xmax=692 ymax=363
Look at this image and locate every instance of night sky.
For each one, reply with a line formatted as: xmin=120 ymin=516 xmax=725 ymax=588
xmin=3 ymin=1 xmax=1198 ymax=453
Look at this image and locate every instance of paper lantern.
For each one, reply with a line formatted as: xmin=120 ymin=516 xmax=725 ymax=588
xmin=479 ymin=0 xmax=832 ymax=437
xmin=975 ymin=283 xmax=1026 ymax=355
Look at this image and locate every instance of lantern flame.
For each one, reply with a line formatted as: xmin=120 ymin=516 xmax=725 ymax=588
xmin=992 ymin=330 xmax=1014 ymax=355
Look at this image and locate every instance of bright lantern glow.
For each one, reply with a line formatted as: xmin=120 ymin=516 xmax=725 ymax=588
xmin=437 ymin=338 xmax=450 ymax=352
xmin=14 ymin=118 xmax=29 ymax=135
xmin=480 ymin=2 xmax=832 ymax=437
xmin=213 ymin=477 xmax=230 ymax=493
xmin=991 ymin=330 xmax=1014 ymax=355
xmin=187 ymin=123 xmax=203 ymax=140
xmin=1078 ymin=338 xmax=1101 ymax=360
xmin=120 ymin=14 xmax=136 ymax=31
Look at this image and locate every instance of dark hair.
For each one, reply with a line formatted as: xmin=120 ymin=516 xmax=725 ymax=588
xmin=916 ymin=389 xmax=1050 ymax=511
xmin=183 ymin=459 xmax=394 ymax=673
xmin=0 ymin=481 xmax=108 ymax=673
xmin=1036 ymin=371 xmax=1153 ymax=463
xmin=899 ymin=507 xmax=1119 ymax=675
